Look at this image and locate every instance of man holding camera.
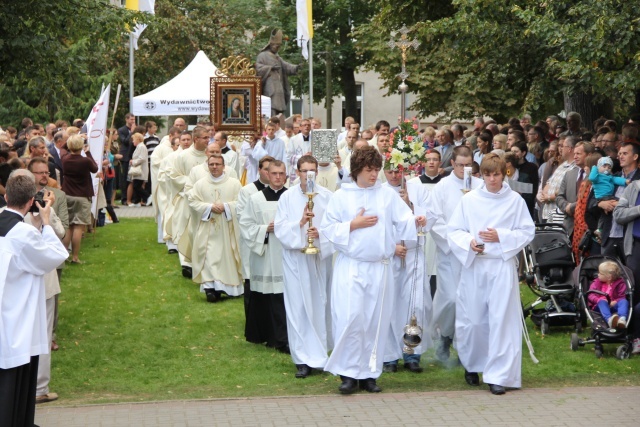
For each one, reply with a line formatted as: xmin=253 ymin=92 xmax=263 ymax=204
xmin=0 ymin=174 xmax=68 ymax=427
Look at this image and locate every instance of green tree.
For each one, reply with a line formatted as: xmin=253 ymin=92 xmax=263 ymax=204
xmin=128 ymin=0 xmax=269 ymax=98
xmin=356 ymin=0 xmax=640 ymax=126
xmin=0 ymin=0 xmax=140 ymax=125
xmin=268 ymin=0 xmax=378 ymax=122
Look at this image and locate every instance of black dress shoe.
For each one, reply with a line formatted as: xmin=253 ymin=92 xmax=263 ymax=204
xmin=168 ymin=249 xmax=178 ymax=254
xmin=295 ymin=364 xmax=311 ymax=378
xmin=488 ymin=384 xmax=506 ymax=395
xmin=205 ymin=290 xmax=219 ymax=303
xmin=339 ymin=376 xmax=358 ymax=394
xmin=182 ymin=266 xmax=192 ymax=278
xmin=464 ymin=370 xmax=480 ymax=386
xmin=359 ymin=378 xmax=382 ymax=393
xmin=404 ymin=361 xmax=423 ymax=373
xmin=382 ymin=363 xmax=397 ymax=373
xmin=276 ymin=345 xmax=290 ymax=355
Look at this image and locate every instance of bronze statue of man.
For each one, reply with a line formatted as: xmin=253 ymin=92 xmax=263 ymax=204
xmin=256 ymin=29 xmax=301 ymax=117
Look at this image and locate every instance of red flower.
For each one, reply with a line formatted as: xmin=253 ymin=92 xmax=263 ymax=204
xmin=407 ymin=136 xmax=413 ymax=142
xmin=412 ymin=124 xmax=418 ymax=130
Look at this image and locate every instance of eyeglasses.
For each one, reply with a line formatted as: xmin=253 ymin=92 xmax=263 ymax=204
xmin=454 ymin=162 xmax=472 ymax=168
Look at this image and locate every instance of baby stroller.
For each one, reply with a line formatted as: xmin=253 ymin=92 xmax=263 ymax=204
xmin=570 ymin=255 xmax=635 ymax=359
xmin=522 ymin=223 xmax=579 ymax=335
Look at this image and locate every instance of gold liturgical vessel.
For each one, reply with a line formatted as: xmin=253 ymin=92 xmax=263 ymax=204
xmin=302 ymin=171 xmax=319 ymax=255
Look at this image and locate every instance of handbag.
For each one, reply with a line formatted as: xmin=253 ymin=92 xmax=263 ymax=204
xmin=578 ymin=230 xmax=593 ymax=252
xmin=129 ymin=164 xmax=143 ymax=178
xmin=106 ymin=166 xmax=115 ymax=179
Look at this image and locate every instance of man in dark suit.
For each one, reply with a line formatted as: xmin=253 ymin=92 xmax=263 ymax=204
xmin=117 ymin=113 xmax=136 ymax=205
xmin=48 ymin=131 xmax=68 ymax=183
xmin=556 ymin=141 xmax=594 ymax=238
xmin=435 ymin=129 xmax=454 ymax=175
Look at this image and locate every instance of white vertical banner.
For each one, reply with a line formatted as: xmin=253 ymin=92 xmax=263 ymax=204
xmin=296 ymin=0 xmax=313 ymax=60
xmin=127 ymin=0 xmax=155 ymax=50
xmin=85 ymin=85 xmax=111 ymax=213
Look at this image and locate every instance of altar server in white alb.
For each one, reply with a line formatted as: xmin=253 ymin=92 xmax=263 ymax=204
xmin=447 ymin=153 xmax=534 ymax=395
xmin=0 ymin=175 xmax=68 ymax=427
xmin=382 ymin=168 xmax=436 ymax=374
xmin=430 ymin=145 xmax=482 ymax=362
xmin=188 ymin=154 xmax=243 ymax=303
xmin=274 ymin=155 xmax=334 ymax=379
xmin=239 ymin=160 xmax=289 ymax=353
xmin=320 ymin=146 xmax=425 ymax=395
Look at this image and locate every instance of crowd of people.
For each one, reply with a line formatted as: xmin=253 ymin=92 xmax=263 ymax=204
xmin=3 ymin=109 xmax=640 ymax=424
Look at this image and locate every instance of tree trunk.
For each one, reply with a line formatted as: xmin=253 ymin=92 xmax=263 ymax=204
xmin=325 ymin=47 xmax=332 ymax=128
xmin=563 ymin=92 xmax=613 ymax=132
xmin=338 ymin=19 xmax=358 ymax=121
xmin=341 ymin=67 xmax=358 ymax=119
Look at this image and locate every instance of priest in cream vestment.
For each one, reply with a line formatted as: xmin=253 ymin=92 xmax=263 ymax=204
xmin=188 ymin=155 xmax=243 ymax=302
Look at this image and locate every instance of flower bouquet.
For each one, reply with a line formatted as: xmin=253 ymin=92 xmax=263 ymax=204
xmin=384 ymin=118 xmax=426 ymax=175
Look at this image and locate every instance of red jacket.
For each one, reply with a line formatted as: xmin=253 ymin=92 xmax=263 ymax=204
xmin=587 ymin=277 xmax=626 ymax=310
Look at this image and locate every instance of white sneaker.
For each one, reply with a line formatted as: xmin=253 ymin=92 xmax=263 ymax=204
xmin=608 ymin=314 xmax=619 ymax=328
xmin=130 ymin=203 xmax=141 ymax=207
xmin=146 ymin=196 xmax=153 ymax=206
xmin=632 ymin=338 xmax=640 ymax=355
xmin=617 ymin=317 xmax=627 ymax=329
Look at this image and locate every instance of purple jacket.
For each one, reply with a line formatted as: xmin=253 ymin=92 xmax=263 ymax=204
xmin=587 ymin=277 xmax=626 ymax=310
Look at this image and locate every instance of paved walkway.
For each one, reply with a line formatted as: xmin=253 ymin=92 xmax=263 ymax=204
xmin=112 ymin=204 xmax=154 ymax=218
xmin=35 ymin=386 xmax=638 ymax=426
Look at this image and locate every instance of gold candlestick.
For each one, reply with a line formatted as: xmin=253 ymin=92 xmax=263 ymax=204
xmin=301 ymin=192 xmax=319 ymax=255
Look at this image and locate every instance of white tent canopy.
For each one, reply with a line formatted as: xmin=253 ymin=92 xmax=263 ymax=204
xmin=132 ymin=50 xmax=270 ymax=117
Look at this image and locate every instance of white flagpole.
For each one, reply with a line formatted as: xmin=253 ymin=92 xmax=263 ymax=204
xmin=308 ymin=38 xmax=313 ymax=117
xmin=129 ymin=33 xmax=134 ymax=113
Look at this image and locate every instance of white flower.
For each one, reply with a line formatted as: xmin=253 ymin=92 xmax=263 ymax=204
xmin=397 ymin=139 xmax=405 ymax=150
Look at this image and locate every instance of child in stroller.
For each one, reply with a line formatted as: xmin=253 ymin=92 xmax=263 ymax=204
xmin=587 ymin=261 xmax=629 ymax=329
xmin=571 ymin=255 xmax=634 ymax=359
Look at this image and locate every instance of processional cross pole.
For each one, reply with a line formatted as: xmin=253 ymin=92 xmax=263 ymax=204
xmin=387 ymin=25 xmax=420 ymax=122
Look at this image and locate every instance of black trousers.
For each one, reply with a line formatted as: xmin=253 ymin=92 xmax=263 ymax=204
xmin=118 ymin=162 xmax=129 ymax=203
xmin=245 ymin=291 xmax=288 ymax=349
xmin=132 ymin=179 xmax=149 ymax=204
xmin=626 ymin=239 xmax=640 ymax=302
xmin=0 ymin=356 xmax=39 ymax=427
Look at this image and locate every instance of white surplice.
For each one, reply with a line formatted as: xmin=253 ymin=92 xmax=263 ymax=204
xmin=236 ymin=180 xmax=266 ymax=281
xmin=239 ymin=187 xmax=286 ymax=294
xmin=408 ymin=175 xmax=439 ymax=277
xmin=241 ymin=142 xmax=259 ymax=184
xmin=319 ymin=182 xmax=417 ymax=379
xmin=251 ymin=137 xmax=286 ymax=164
xmin=0 ymin=211 xmax=68 ymax=369
xmin=382 ymin=181 xmax=437 ymax=363
xmin=285 ymin=133 xmax=311 ymax=180
xmin=430 ymin=173 xmax=483 ymax=339
xmin=274 ymin=183 xmax=334 ymax=368
xmin=447 ymin=182 xmax=534 ymax=388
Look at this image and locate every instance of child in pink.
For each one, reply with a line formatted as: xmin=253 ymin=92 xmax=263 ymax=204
xmin=587 ymin=261 xmax=629 ymax=329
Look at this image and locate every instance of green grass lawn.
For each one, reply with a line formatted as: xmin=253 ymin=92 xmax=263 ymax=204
xmin=52 ymin=218 xmax=640 ymax=405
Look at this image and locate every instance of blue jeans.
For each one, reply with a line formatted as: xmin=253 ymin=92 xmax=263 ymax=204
xmin=596 ymin=299 xmax=630 ymax=322
xmin=384 ymin=353 xmax=421 ymax=366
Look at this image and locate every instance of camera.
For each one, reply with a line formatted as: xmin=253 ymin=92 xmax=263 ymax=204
xmin=29 ymin=190 xmax=45 ymax=213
